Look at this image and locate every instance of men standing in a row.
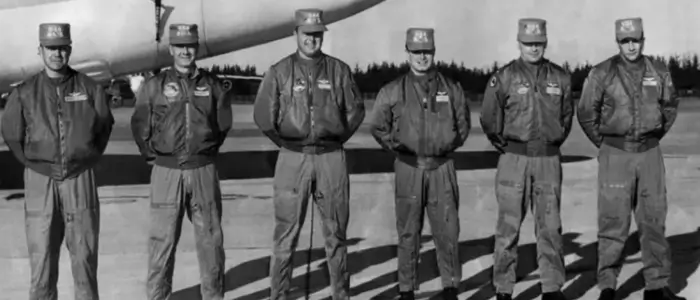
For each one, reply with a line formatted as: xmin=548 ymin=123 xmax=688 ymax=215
xmin=130 ymin=24 xmax=232 ymax=300
xmin=370 ymin=28 xmax=471 ymax=300
xmin=253 ymin=9 xmax=365 ymax=299
xmin=481 ymin=18 xmax=573 ymax=300
xmin=577 ymin=17 xmax=684 ymax=300
xmin=1 ymin=23 xmax=114 ymax=300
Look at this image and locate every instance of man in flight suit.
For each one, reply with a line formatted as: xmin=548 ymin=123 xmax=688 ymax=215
xmin=370 ymin=28 xmax=471 ymax=300
xmin=253 ymin=8 xmax=365 ymax=300
xmin=1 ymin=23 xmax=114 ymax=300
xmin=577 ymin=18 xmax=685 ymax=300
xmin=130 ymin=24 xmax=232 ymax=300
xmin=480 ymin=18 xmax=573 ymax=300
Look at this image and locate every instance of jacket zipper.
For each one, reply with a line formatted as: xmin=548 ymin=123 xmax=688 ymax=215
xmin=56 ymin=86 xmax=67 ymax=177
xmin=181 ymin=79 xmax=191 ymax=155
xmin=308 ymin=72 xmax=315 ymax=140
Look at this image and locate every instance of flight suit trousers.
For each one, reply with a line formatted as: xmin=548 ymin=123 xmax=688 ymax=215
xmin=24 ymin=167 xmax=100 ymax=300
xmin=269 ymin=148 xmax=350 ymax=300
xmin=394 ymin=158 xmax=461 ymax=292
xmin=596 ymin=143 xmax=672 ymax=290
xmin=146 ymin=164 xmax=225 ymax=300
xmin=492 ymin=153 xmax=565 ymax=294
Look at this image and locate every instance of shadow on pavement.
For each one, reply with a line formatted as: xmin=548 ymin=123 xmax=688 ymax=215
xmin=0 ymin=149 xmax=592 ymax=190
xmin=169 ymin=229 xmax=699 ymax=299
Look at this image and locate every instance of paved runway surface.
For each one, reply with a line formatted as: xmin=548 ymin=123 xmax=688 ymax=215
xmin=0 ymin=99 xmax=698 ymax=299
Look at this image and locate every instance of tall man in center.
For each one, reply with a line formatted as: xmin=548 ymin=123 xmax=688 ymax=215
xmin=253 ymin=8 xmax=366 ymax=299
xmin=370 ymin=28 xmax=471 ymax=300
xmin=130 ymin=24 xmax=232 ymax=300
xmin=480 ymin=18 xmax=574 ymax=300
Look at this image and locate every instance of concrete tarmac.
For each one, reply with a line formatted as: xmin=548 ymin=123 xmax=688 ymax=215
xmin=0 ymin=99 xmax=698 ymax=299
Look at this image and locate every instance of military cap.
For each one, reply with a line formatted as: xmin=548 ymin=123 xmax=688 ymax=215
xmin=406 ymin=28 xmax=435 ymax=51
xmin=295 ymin=9 xmax=327 ymax=33
xmin=169 ymin=24 xmax=199 ymax=45
xmin=615 ymin=18 xmax=643 ymax=41
xmin=39 ymin=23 xmax=71 ymax=47
xmin=517 ymin=18 xmax=547 ymax=43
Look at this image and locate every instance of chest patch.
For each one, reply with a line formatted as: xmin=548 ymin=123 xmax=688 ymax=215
xmin=436 ymin=91 xmax=450 ymax=102
xmin=163 ymin=82 xmax=180 ymax=98
xmin=642 ymin=77 xmax=658 ymax=86
xmin=317 ymin=79 xmax=331 ymax=90
xmin=546 ymin=82 xmax=562 ymax=95
xmin=64 ymin=92 xmax=88 ymax=102
xmin=194 ymin=86 xmax=210 ymax=97
xmin=293 ymin=78 xmax=306 ymax=92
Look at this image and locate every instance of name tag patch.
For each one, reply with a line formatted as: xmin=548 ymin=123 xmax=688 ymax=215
xmin=546 ymin=82 xmax=561 ymax=95
xmin=64 ymin=92 xmax=87 ymax=102
xmin=436 ymin=91 xmax=449 ymax=102
xmin=194 ymin=86 xmax=210 ymax=96
xmin=643 ymin=77 xmax=658 ymax=86
xmin=317 ymin=79 xmax=331 ymax=90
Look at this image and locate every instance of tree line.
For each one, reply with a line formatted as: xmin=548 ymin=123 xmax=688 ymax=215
xmin=205 ymin=53 xmax=700 ymax=98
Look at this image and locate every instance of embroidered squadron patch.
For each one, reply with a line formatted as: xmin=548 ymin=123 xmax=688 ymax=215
xmin=293 ymin=78 xmax=306 ymax=92
xmin=163 ymin=82 xmax=180 ymax=98
xmin=516 ymin=82 xmax=530 ymax=95
xmin=489 ymin=76 xmax=497 ymax=87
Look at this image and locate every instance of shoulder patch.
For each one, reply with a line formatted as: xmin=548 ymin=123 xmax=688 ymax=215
xmin=488 ymin=76 xmax=497 ymax=87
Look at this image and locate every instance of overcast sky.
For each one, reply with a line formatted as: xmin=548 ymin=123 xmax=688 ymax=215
xmin=200 ymin=0 xmax=700 ymax=71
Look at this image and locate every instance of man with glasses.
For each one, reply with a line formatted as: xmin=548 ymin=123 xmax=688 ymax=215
xmin=1 ymin=23 xmax=114 ymax=300
xmin=369 ymin=28 xmax=471 ymax=300
xmin=130 ymin=23 xmax=232 ymax=300
xmin=253 ymin=8 xmax=365 ymax=300
xmin=577 ymin=17 xmax=684 ymax=300
xmin=480 ymin=18 xmax=573 ymax=300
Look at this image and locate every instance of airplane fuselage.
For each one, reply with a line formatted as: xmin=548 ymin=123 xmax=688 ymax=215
xmin=0 ymin=0 xmax=385 ymax=93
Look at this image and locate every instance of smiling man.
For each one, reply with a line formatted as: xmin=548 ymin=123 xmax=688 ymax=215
xmin=480 ymin=18 xmax=573 ymax=300
xmin=253 ymin=8 xmax=365 ymax=300
xmin=577 ymin=18 xmax=684 ymax=300
xmin=369 ymin=28 xmax=471 ymax=300
xmin=1 ymin=23 xmax=114 ymax=300
xmin=130 ymin=23 xmax=232 ymax=300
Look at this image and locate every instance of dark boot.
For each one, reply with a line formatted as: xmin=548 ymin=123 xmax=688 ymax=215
xmin=597 ymin=288 xmax=615 ymax=300
xmin=495 ymin=293 xmax=512 ymax=300
xmin=398 ymin=291 xmax=415 ymax=300
xmin=644 ymin=287 xmax=686 ymax=300
xmin=542 ymin=291 xmax=566 ymax=300
xmin=442 ymin=287 xmax=458 ymax=300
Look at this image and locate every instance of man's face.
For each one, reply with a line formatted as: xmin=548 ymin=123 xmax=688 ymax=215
xmin=407 ymin=49 xmax=435 ymax=74
xmin=617 ymin=38 xmax=644 ymax=61
xmin=39 ymin=45 xmax=71 ymax=71
xmin=295 ymin=29 xmax=324 ymax=57
xmin=169 ymin=44 xmax=198 ymax=68
xmin=518 ymin=42 xmax=546 ymax=63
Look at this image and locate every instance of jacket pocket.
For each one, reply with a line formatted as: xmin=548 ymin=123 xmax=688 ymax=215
xmin=150 ymin=103 xmax=185 ymax=155
xmin=503 ymin=92 xmax=530 ymax=141
xmin=277 ymin=93 xmax=310 ymax=140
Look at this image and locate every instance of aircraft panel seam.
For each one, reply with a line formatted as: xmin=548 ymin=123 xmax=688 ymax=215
xmin=200 ymin=0 xmax=210 ymax=57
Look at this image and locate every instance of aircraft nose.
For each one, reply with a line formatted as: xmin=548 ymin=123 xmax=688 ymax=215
xmin=200 ymin=0 xmax=386 ymax=57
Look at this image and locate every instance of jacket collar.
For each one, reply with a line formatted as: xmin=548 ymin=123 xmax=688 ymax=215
xmin=40 ymin=66 xmax=76 ymax=85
